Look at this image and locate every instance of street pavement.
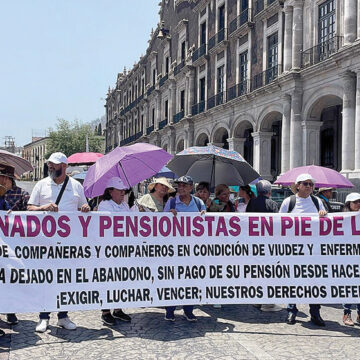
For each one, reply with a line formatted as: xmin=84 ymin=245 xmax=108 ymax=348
xmin=1 ymin=304 xmax=359 ymax=360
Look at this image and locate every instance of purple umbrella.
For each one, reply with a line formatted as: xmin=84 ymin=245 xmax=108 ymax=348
xmin=274 ymin=165 xmax=354 ymax=188
xmin=83 ymin=143 xmax=172 ymax=198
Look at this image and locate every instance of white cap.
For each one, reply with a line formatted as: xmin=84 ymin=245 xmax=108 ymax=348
xmin=345 ymin=192 xmax=360 ymax=203
xmin=295 ymin=173 xmax=316 ymax=184
xmin=47 ymin=152 xmax=68 ymax=164
xmin=106 ymin=177 xmax=128 ymax=190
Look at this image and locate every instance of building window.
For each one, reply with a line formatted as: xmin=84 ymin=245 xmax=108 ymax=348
xmin=240 ymin=0 xmax=248 ymax=11
xmin=319 ymin=0 xmax=335 ymax=44
xmin=152 ymin=108 xmax=155 ymax=125
xmin=180 ymin=90 xmax=185 ymax=111
xmin=165 ymin=57 xmax=169 ymax=74
xmin=218 ymin=4 xmax=225 ymax=31
xmin=200 ymin=21 xmax=207 ymax=45
xmin=164 ymin=100 xmax=169 ymax=119
xmin=267 ymin=32 xmax=278 ymax=69
xmin=217 ymin=65 xmax=225 ymax=93
xmin=199 ymin=77 xmax=206 ymax=102
xmin=181 ymin=41 xmax=186 ymax=61
xmin=239 ymin=51 xmax=248 ymax=82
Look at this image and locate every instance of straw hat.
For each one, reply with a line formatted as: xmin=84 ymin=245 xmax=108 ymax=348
xmin=148 ymin=177 xmax=175 ymax=193
xmin=318 ymin=187 xmax=333 ymax=194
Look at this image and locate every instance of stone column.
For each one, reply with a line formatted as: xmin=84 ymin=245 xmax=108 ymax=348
xmin=283 ymin=6 xmax=293 ymax=72
xmin=358 ymin=0 xmax=360 ymax=40
xmin=291 ymin=0 xmax=304 ymax=70
xmin=184 ymin=120 xmax=194 ymax=148
xmin=301 ymin=121 xmax=322 ymax=165
xmin=281 ymin=94 xmax=291 ymax=173
xmin=341 ymin=71 xmax=356 ymax=172
xmin=227 ymin=137 xmax=246 ymax=155
xmin=143 ymin=103 xmax=148 ymax=132
xmin=169 ymin=127 xmax=176 ymax=155
xmin=252 ymin=132 xmax=273 ymax=180
xmin=185 ymin=76 xmax=190 ymax=117
xmin=156 ymin=93 xmax=161 ymax=130
xmin=169 ymin=80 xmax=176 ymax=124
xmin=355 ymin=70 xmax=360 ymax=171
xmin=289 ymin=90 xmax=303 ymax=168
xmin=344 ymin=0 xmax=358 ymax=45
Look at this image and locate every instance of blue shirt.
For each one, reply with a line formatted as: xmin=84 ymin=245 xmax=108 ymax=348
xmin=0 ymin=197 xmax=10 ymax=211
xmin=164 ymin=195 xmax=206 ymax=213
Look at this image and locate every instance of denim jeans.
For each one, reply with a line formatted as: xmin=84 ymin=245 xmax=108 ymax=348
xmin=39 ymin=311 xmax=68 ymax=320
xmin=287 ymin=304 xmax=321 ymax=316
xmin=343 ymin=304 xmax=360 ymax=315
xmin=165 ymin=305 xmax=194 ymax=315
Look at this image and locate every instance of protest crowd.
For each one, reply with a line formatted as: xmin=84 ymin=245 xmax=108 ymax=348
xmin=1 ymin=145 xmax=360 ymax=337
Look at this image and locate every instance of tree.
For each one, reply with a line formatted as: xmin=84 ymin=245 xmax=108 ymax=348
xmin=94 ymin=125 xmax=98 ymax=135
xmin=97 ymin=123 xmax=102 ymax=136
xmin=46 ymin=118 xmax=104 ymax=157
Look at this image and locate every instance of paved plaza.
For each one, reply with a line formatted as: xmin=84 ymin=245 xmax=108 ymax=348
xmin=1 ymin=303 xmax=359 ymax=360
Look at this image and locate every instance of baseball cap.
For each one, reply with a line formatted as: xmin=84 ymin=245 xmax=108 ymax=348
xmin=174 ymin=175 xmax=193 ymax=185
xmin=47 ymin=152 xmax=68 ymax=165
xmin=345 ymin=192 xmax=360 ymax=203
xmin=295 ymin=173 xmax=316 ymax=184
xmin=106 ymin=177 xmax=128 ymax=190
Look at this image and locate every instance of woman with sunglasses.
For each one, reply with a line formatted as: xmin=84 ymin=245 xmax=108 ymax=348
xmin=342 ymin=192 xmax=360 ymax=326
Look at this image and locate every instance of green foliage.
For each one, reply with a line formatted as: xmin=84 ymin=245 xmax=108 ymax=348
xmin=46 ymin=118 xmax=104 ymax=157
xmin=97 ymin=123 xmax=102 ymax=136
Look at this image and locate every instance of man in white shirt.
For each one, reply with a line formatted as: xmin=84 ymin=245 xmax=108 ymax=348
xmin=279 ymin=173 xmax=327 ymax=326
xmin=28 ymin=152 xmax=90 ymax=333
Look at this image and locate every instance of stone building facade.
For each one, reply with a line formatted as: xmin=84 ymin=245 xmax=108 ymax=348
xmin=23 ymin=137 xmax=49 ymax=180
xmin=105 ymin=0 xmax=360 ymax=184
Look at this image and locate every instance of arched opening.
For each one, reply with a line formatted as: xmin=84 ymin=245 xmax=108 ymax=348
xmin=195 ymin=133 xmax=209 ymax=146
xmin=233 ymin=120 xmax=254 ymax=165
xmin=176 ymin=139 xmax=185 ymax=153
xmin=320 ymin=105 xmax=342 ymax=170
xmin=307 ymin=95 xmax=342 ymax=170
xmin=260 ymin=112 xmax=282 ymax=179
xmin=213 ymin=127 xmax=229 ymax=149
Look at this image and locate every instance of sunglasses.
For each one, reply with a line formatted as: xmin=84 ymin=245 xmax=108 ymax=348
xmin=300 ymin=181 xmax=314 ymax=187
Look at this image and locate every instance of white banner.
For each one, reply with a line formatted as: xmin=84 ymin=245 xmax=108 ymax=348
xmin=0 ymin=211 xmax=360 ymax=313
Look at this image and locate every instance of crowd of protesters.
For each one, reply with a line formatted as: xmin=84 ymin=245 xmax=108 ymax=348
xmin=1 ymin=152 xmax=360 ymax=337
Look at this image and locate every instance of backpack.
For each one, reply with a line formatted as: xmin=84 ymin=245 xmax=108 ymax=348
xmin=170 ymin=195 xmax=202 ymax=211
xmin=287 ymin=194 xmax=320 ymax=213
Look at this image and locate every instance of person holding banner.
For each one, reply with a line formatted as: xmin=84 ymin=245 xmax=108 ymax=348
xmin=136 ymin=177 xmax=175 ymax=212
xmin=279 ymin=173 xmax=327 ymax=326
xmin=163 ymin=175 xmax=206 ymax=322
xmin=342 ymin=192 xmax=360 ymax=326
xmin=97 ymin=177 xmax=132 ymax=326
xmin=194 ymin=182 xmax=212 ymax=210
xmin=208 ymin=184 xmax=236 ymax=212
xmin=27 ymin=152 xmax=90 ymax=333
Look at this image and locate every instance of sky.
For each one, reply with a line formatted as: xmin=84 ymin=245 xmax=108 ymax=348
xmin=0 ymin=0 xmax=159 ymax=147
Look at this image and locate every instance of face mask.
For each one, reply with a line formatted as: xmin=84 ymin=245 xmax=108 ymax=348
xmin=229 ymin=194 xmax=235 ymax=202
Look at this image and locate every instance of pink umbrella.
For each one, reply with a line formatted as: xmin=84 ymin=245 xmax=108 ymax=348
xmin=67 ymin=152 xmax=103 ymax=165
xmin=83 ymin=143 xmax=172 ymax=198
xmin=274 ymin=165 xmax=354 ymax=188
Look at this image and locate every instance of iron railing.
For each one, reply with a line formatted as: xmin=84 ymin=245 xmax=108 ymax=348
xmin=192 ymin=43 xmax=207 ymax=62
xmin=159 ymin=74 xmax=168 ymax=87
xmin=147 ymin=85 xmax=155 ymax=96
xmin=174 ymin=60 xmax=185 ymax=76
xmin=192 ymin=101 xmax=206 ymax=116
xmin=301 ymin=36 xmax=343 ymax=68
xmin=229 ymin=9 xmax=249 ymax=34
xmin=250 ymin=65 xmax=281 ymax=91
xmin=207 ymin=91 xmax=226 ymax=110
xmin=208 ymin=28 xmax=227 ymax=51
xmin=159 ymin=118 xmax=168 ymax=129
xmin=173 ymin=110 xmax=184 ymax=123
xmin=146 ymin=125 xmax=154 ymax=135
xmin=227 ymin=80 xmax=248 ymax=101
